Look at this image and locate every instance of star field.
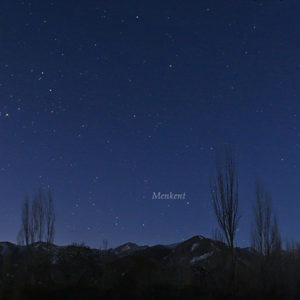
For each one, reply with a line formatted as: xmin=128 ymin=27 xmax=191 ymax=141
xmin=0 ymin=0 xmax=299 ymax=248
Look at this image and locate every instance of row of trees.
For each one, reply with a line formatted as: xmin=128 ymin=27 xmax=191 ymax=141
xmin=210 ymin=147 xmax=282 ymax=298
xmin=17 ymin=188 xmax=55 ymax=246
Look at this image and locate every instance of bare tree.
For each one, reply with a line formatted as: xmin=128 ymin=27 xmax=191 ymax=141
xmin=251 ymin=180 xmax=282 ymax=295
xmin=251 ymin=180 xmax=281 ymax=257
xmin=45 ymin=189 xmax=55 ymax=244
xmin=210 ymin=147 xmax=239 ymax=251
xmin=210 ymin=147 xmax=239 ymax=295
xmin=17 ymin=195 xmax=35 ymax=245
xmin=29 ymin=207 xmax=35 ymax=244
xmin=35 ymin=188 xmax=46 ymax=242
xmin=21 ymin=196 xmax=30 ymax=246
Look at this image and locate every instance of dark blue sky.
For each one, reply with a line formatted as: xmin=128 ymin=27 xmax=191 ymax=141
xmin=0 ymin=0 xmax=299 ymax=248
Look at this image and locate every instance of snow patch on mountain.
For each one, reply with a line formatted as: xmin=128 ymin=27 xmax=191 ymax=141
xmin=190 ymin=251 xmax=213 ymax=264
xmin=191 ymin=243 xmax=199 ymax=252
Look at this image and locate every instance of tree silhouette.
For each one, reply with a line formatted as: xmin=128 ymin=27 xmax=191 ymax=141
xmin=17 ymin=188 xmax=56 ymax=245
xmin=210 ymin=146 xmax=239 ymax=297
xmin=251 ymin=180 xmax=281 ymax=257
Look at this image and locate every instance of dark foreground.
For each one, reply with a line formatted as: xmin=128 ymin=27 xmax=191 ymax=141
xmin=0 ymin=237 xmax=298 ymax=299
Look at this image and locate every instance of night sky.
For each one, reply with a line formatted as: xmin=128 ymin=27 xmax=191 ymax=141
xmin=0 ymin=0 xmax=299 ymax=248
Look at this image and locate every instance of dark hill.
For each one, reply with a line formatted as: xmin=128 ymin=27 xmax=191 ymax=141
xmin=0 ymin=237 xmax=290 ymax=300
